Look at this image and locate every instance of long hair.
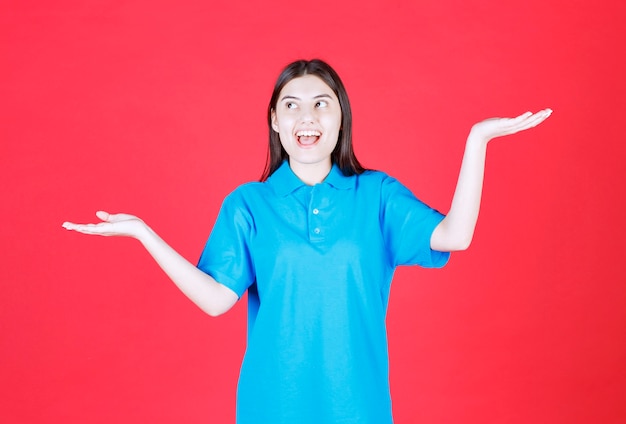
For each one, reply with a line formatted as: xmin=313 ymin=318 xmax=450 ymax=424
xmin=260 ymin=59 xmax=365 ymax=181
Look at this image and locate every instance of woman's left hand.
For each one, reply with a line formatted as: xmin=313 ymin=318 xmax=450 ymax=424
xmin=430 ymin=108 xmax=553 ymax=252
xmin=470 ymin=108 xmax=552 ymax=143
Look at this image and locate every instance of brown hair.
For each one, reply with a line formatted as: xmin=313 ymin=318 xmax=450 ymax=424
xmin=261 ymin=59 xmax=365 ymax=181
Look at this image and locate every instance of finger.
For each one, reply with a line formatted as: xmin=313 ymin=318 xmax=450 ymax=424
xmin=62 ymin=222 xmax=99 ymax=231
xmin=514 ymin=109 xmax=552 ymax=130
xmin=95 ymin=210 xmax=110 ymax=221
xmin=513 ymin=111 xmax=533 ymax=120
xmin=95 ymin=210 xmax=129 ymax=223
xmin=102 ymin=212 xmax=137 ymax=223
xmin=67 ymin=222 xmax=117 ymax=236
xmin=96 ymin=211 xmax=134 ymax=222
xmin=502 ymin=109 xmax=552 ymax=133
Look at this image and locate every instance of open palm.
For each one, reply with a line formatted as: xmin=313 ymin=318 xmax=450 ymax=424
xmin=62 ymin=211 xmax=145 ymax=239
xmin=471 ymin=109 xmax=552 ymax=142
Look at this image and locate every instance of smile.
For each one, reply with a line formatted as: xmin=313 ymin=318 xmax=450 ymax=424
xmin=296 ymin=129 xmax=321 ymax=147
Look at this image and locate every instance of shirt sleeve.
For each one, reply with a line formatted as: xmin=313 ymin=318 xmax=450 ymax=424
xmin=197 ymin=191 xmax=256 ymax=298
xmin=380 ymin=175 xmax=451 ymax=268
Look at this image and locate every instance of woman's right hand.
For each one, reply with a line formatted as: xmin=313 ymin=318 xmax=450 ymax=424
xmin=62 ymin=211 xmax=147 ymax=239
xmin=63 ymin=211 xmax=239 ymax=315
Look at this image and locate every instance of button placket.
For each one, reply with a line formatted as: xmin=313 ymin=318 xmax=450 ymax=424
xmin=309 ymin=187 xmax=324 ymax=241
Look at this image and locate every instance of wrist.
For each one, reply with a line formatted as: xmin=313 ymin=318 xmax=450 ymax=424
xmin=466 ymin=130 xmax=490 ymax=150
xmin=134 ymin=221 xmax=153 ymax=244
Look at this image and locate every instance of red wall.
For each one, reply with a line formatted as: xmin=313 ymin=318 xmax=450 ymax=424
xmin=2 ymin=0 xmax=625 ymax=422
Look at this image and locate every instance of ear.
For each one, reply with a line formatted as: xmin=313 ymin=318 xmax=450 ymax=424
xmin=271 ymin=109 xmax=279 ymax=132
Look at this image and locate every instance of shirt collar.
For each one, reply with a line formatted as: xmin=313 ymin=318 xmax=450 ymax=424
xmin=267 ymin=161 xmax=356 ymax=197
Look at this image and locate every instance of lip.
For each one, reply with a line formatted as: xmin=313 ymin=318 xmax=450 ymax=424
xmin=294 ymin=128 xmax=322 ymax=148
xmin=294 ymin=128 xmax=322 ymax=137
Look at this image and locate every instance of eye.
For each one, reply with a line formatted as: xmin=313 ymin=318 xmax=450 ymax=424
xmin=286 ymin=102 xmax=297 ymax=109
xmin=315 ymin=100 xmax=328 ymax=108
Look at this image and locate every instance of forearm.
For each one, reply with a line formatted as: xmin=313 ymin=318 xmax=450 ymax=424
xmin=430 ymin=109 xmax=552 ymax=252
xmin=63 ymin=211 xmax=239 ymax=315
xmin=431 ymin=132 xmax=488 ymax=251
xmin=137 ymin=225 xmax=239 ymax=316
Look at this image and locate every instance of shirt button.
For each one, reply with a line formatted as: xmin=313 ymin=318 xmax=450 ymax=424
xmin=312 ymin=208 xmax=319 ymax=215
xmin=313 ymin=228 xmax=321 ymax=234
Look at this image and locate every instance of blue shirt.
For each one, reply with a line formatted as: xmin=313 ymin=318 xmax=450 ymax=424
xmin=198 ymin=161 xmax=449 ymax=423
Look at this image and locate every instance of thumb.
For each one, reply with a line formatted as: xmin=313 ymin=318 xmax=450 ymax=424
xmin=95 ymin=210 xmax=110 ymax=221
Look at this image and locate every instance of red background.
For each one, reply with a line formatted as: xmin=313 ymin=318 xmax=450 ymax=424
xmin=2 ymin=0 xmax=625 ymax=422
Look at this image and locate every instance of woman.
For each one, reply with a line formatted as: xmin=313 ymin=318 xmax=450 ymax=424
xmin=63 ymin=59 xmax=551 ymax=423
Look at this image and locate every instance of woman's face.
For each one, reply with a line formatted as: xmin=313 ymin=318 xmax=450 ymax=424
xmin=271 ymin=75 xmax=342 ymax=179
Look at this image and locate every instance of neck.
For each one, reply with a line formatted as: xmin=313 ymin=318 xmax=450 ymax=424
xmin=289 ymin=160 xmax=332 ymax=186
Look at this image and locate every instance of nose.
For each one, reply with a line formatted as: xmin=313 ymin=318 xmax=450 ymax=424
xmin=299 ymin=105 xmax=316 ymax=124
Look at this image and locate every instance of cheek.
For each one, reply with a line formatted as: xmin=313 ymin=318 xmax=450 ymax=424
xmin=278 ymin=131 xmax=293 ymax=151
xmin=324 ymin=115 xmax=342 ymax=136
xmin=275 ymin=114 xmax=295 ymax=134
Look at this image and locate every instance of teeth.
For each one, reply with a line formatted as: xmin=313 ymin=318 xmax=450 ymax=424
xmin=296 ymin=130 xmax=321 ymax=137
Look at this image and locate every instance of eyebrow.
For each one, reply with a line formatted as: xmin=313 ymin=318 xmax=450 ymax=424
xmin=280 ymin=94 xmax=334 ymax=101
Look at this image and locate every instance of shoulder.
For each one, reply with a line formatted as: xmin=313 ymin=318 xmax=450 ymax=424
xmin=214 ymin=182 xmax=271 ymax=229
xmin=224 ymin=181 xmax=270 ymax=202
xmin=356 ymin=169 xmax=406 ymax=192
xmin=216 ymin=182 xmax=271 ymax=217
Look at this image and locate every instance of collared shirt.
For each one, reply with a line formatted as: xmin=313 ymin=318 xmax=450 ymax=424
xmin=198 ymin=161 xmax=449 ymax=424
